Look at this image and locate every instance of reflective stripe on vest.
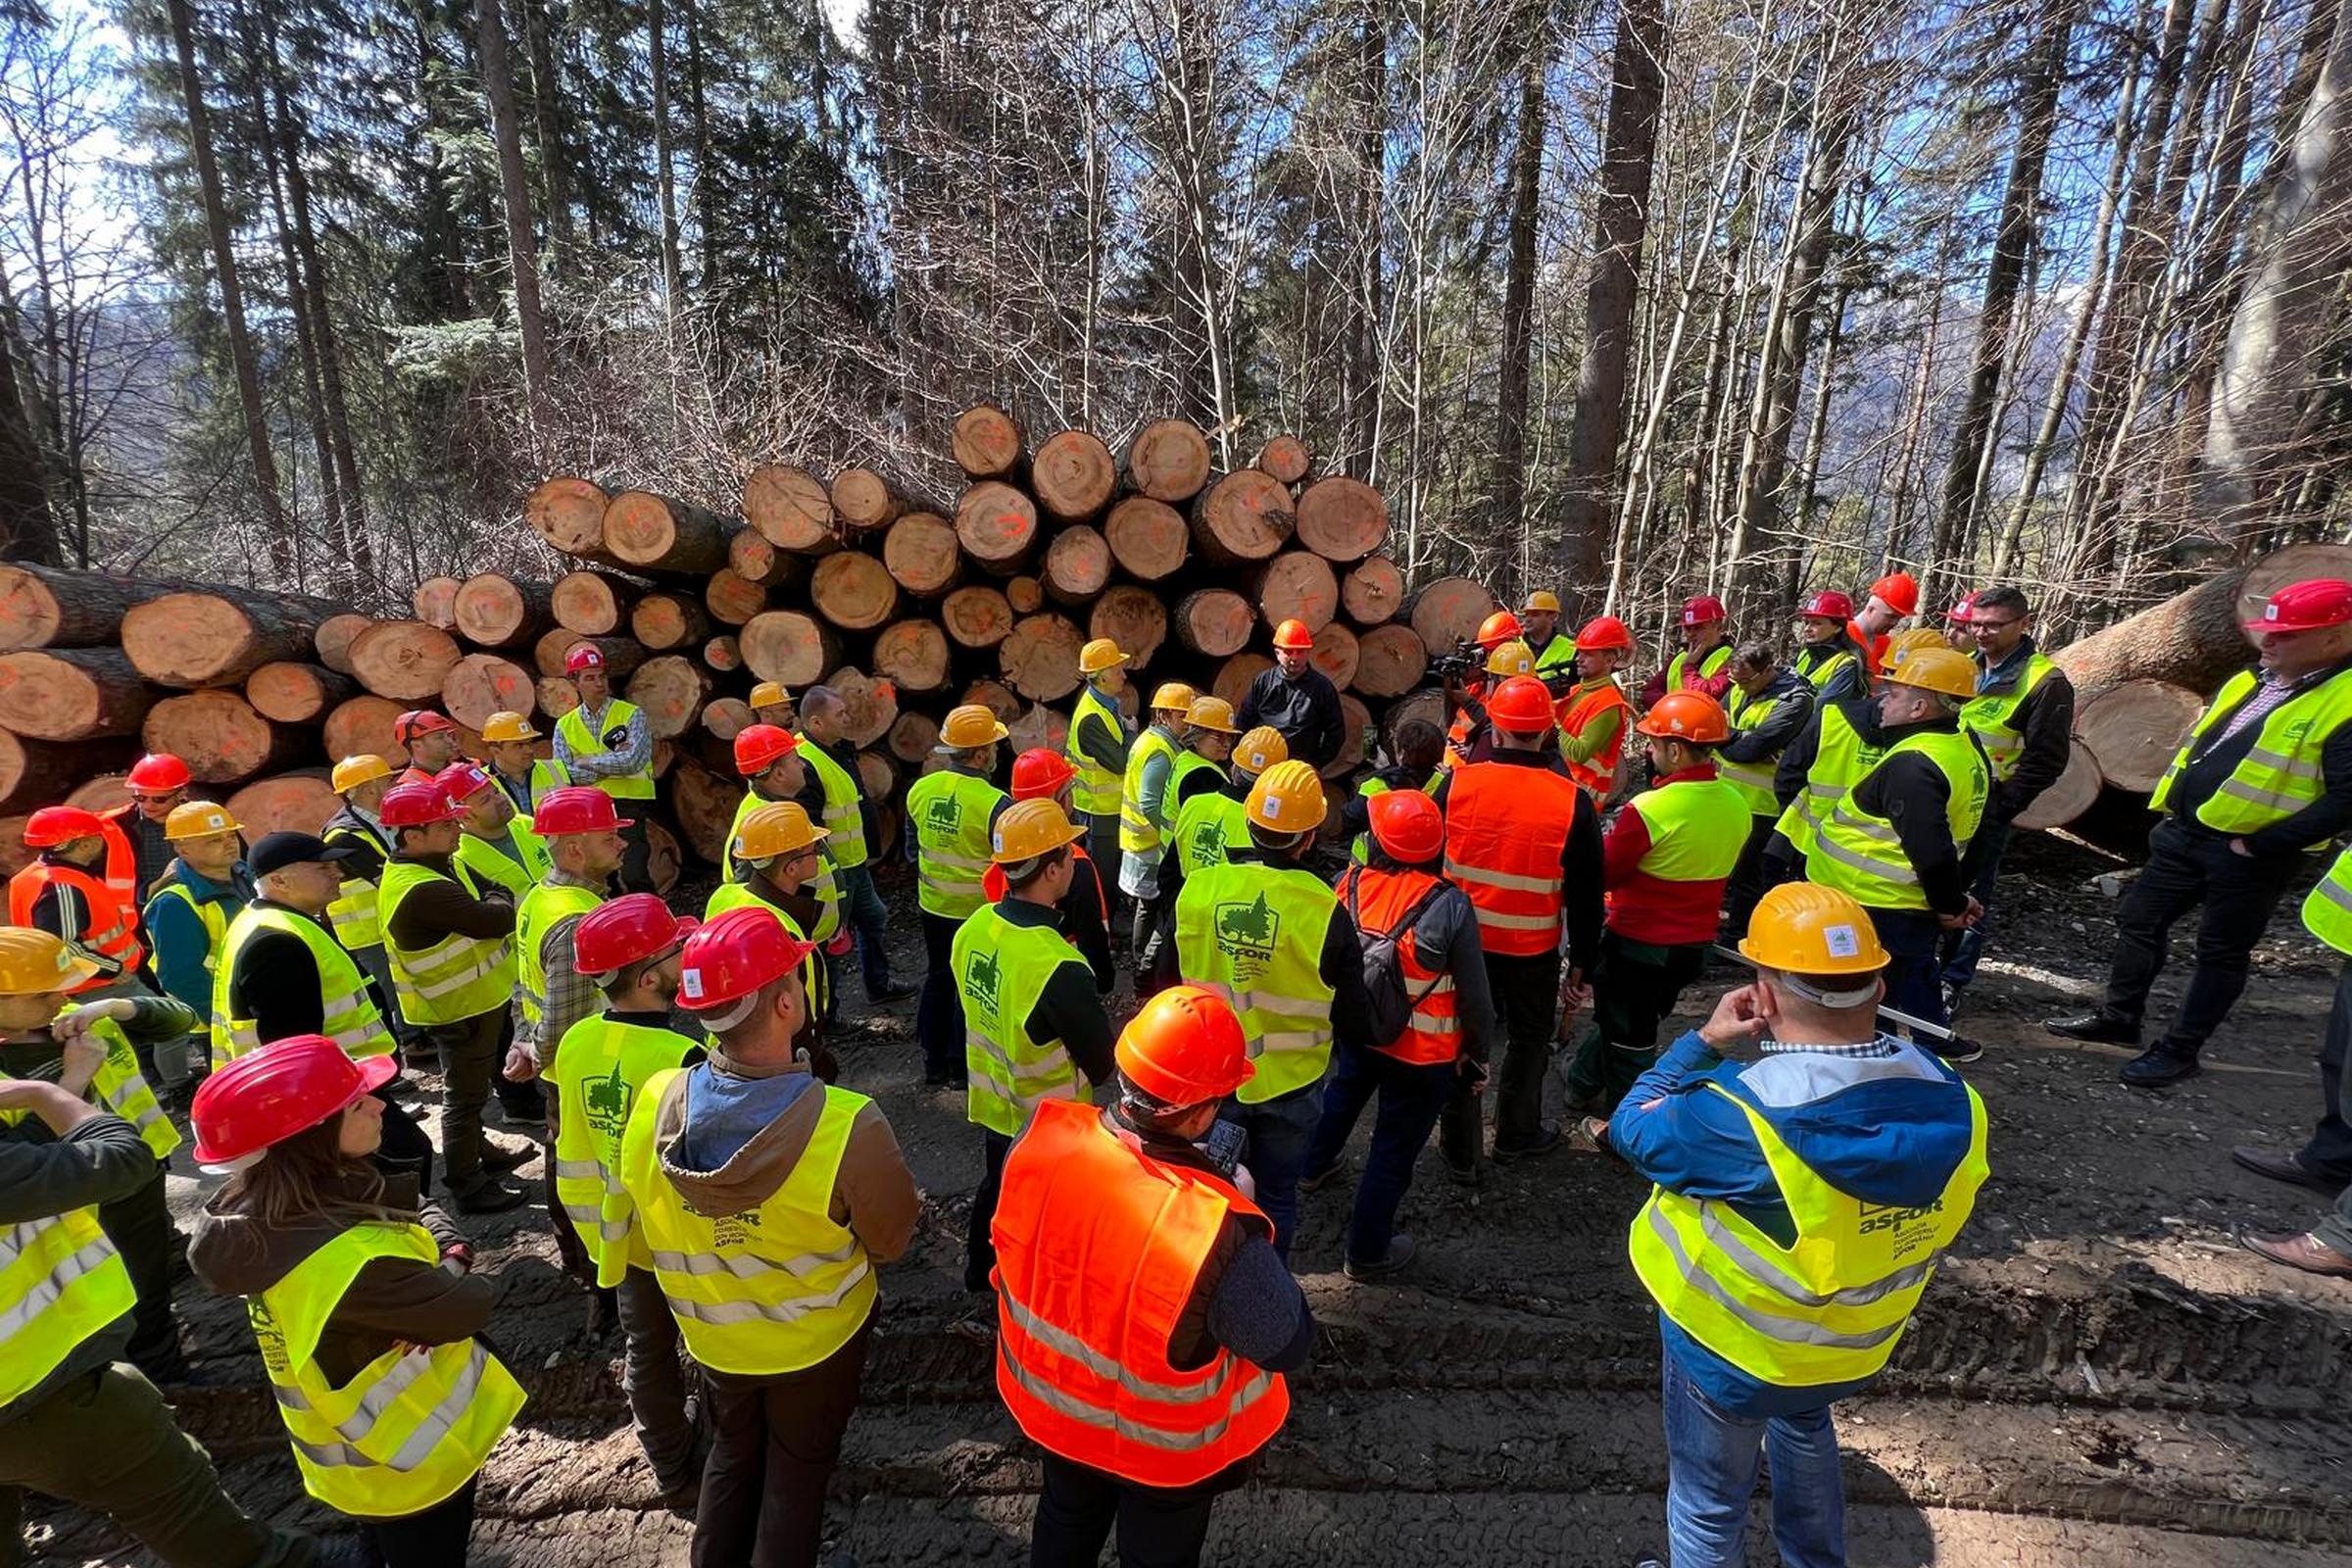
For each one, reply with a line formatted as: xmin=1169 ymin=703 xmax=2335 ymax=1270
xmin=2303 ymin=843 xmax=2352 ymax=957
xmin=6 ymin=861 xmax=141 ymax=986
xmin=453 ymin=831 xmax=538 ymax=904
xmin=956 ymin=904 xmax=1090 ymax=1137
xmin=1960 ymin=653 xmax=2056 ymax=783
xmin=1774 ymin=704 xmax=1883 ymax=858
xmin=801 ymin=743 xmax=871 ymax=871
xmin=2148 ymin=667 xmax=2352 ymax=834
xmin=550 ymin=1013 xmax=695 ymax=1280
xmin=1119 ymin=728 xmax=1181 ymax=855
xmin=322 ymin=819 xmax=387 ymax=950
xmin=991 ymin=1099 xmax=1290 ymax=1488
xmin=515 ymin=881 xmax=604 ymax=1028
xmin=0 ymin=1208 xmax=133 ymax=1407
xmin=82 ymin=1013 xmax=182 ymax=1160
xmin=377 ymin=859 xmax=517 ymax=1026
xmin=248 ymin=1221 xmax=523 ymax=1517
xmin=1721 ymin=687 xmax=1788 ymax=814
xmin=1810 ymin=728 xmax=1988 ymax=911
xmin=908 ymin=770 xmax=1005 ymax=920
xmin=1798 ymin=646 xmax=1856 ymax=693
xmin=1442 ymin=761 xmax=1579 ymax=956
xmin=557 ymin=700 xmax=657 ymax=800
xmin=1340 ymin=866 xmax=1463 ymax=1065
xmin=213 ymin=905 xmax=398 ymax=1069
xmin=1171 ymin=791 xmax=1250 ymax=879
xmin=1068 ymin=687 xmax=1126 ymax=817
xmin=1558 ymin=679 xmax=1632 ymax=796
xmin=1172 ymin=861 xmax=1338 ymax=1102
xmin=621 ymin=1070 xmax=877 ymax=1374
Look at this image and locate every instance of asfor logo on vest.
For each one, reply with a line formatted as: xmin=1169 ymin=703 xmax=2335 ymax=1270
xmin=583 ymin=1062 xmax=632 ymax=1137
xmin=247 ymin=1298 xmax=292 ymax=1377
xmin=1215 ymin=893 xmax=1281 ymax=959
xmin=1858 ymin=1199 xmax=1947 ymax=1252
xmin=964 ymin=946 xmax=1002 ymax=1012
xmin=928 ymin=795 xmax=961 ymax=831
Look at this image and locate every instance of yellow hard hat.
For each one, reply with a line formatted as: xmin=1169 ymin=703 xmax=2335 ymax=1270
xmin=331 ymin=755 xmax=393 ymax=794
xmin=1234 ymin=726 xmax=1288 ymax=777
xmin=1523 ymin=590 xmax=1562 ymax=614
xmin=1080 ymin=638 xmax=1129 ymax=675
xmin=1151 ymin=682 xmax=1197 ymax=713
xmin=1485 ymin=638 xmax=1537 ymax=678
xmin=1882 ymin=645 xmax=1978 ymax=701
xmin=0 ymin=926 xmax=96 ymax=996
xmin=1884 ymin=627 xmax=1947 ymax=665
xmin=937 ymin=704 xmax=1010 ymax=751
xmin=734 ymin=801 xmax=829 ymax=861
xmin=480 ymin=711 xmax=540 ymax=744
xmin=1247 ymin=760 xmax=1326 ymax=835
xmin=1736 ymin=882 xmax=1890 ymax=976
xmin=991 ymin=798 xmax=1086 ymax=863
xmin=164 ymin=801 xmax=242 ymax=842
xmin=1185 ymin=696 xmax=1240 ymax=734
xmin=750 ymin=681 xmax=793 ymax=710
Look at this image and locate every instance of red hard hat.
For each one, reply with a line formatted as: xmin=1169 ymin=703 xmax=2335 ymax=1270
xmin=190 ymin=1035 xmax=398 ymax=1171
xmin=1487 ymin=675 xmax=1556 ymax=733
xmin=1115 ymin=984 xmax=1253 ymax=1104
xmin=1010 ymin=748 xmax=1078 ymax=801
xmin=1476 ymin=610 xmax=1524 ymax=652
xmin=435 ymin=760 xmax=494 ymax=804
xmin=1870 ymin=572 xmax=1920 ymax=615
xmin=1576 ymin=614 xmax=1634 ymax=652
xmin=392 ymin=710 xmax=456 ymax=744
xmin=1637 ymin=690 xmax=1731 ymax=744
xmin=733 ymin=723 xmax=800 ymax=776
xmin=2243 ymin=578 xmax=2352 ymax=634
xmin=1946 ymin=591 xmax=1979 ymax=625
xmin=575 ymin=893 xmax=698 ymax=976
xmin=1272 ymin=618 xmax=1315 ymax=651
xmin=564 ymin=643 xmax=607 ymax=674
xmin=125 ymin=754 xmax=190 ymax=793
xmin=1367 ymin=789 xmax=1445 ymax=862
xmin=532 ymin=785 xmax=630 ymax=836
xmin=1681 ymin=595 xmax=1727 ymax=627
xmin=676 ymin=904 xmax=817 ymax=1011
xmin=23 ymin=806 xmax=108 ymax=848
xmin=1799 ymin=590 xmax=1853 ymax=621
xmin=377 ymin=781 xmax=462 ymax=828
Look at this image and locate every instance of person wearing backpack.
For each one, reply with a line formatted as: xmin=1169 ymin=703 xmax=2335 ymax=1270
xmin=1300 ymin=790 xmax=1496 ymax=1279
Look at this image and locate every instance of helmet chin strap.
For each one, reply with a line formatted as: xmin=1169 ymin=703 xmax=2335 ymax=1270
xmin=1776 ymin=971 xmax=1882 ymax=1009
xmin=699 ymin=993 xmax=760 ymax=1034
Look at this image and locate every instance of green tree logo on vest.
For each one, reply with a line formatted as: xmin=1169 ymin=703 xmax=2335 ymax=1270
xmin=584 ymin=1061 xmax=633 ymax=1139
xmin=247 ymin=1297 xmax=292 ymax=1375
xmin=1215 ymin=893 xmax=1281 ymax=954
xmin=963 ymin=946 xmax=1001 ymax=1015
xmin=926 ymin=793 xmax=961 ymax=833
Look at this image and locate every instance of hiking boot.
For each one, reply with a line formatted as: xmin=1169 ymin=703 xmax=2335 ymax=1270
xmin=1442 ymin=1155 xmax=1482 ymax=1188
xmin=1298 ymin=1157 xmax=1347 ymax=1194
xmin=868 ymin=981 xmax=917 ymax=1004
xmin=2119 ymin=1047 xmax=2201 ymax=1087
xmin=2043 ymin=1010 xmax=2139 ymax=1047
xmin=1491 ymin=1127 xmax=1563 ymax=1163
xmin=1344 ymin=1233 xmax=1417 ymax=1282
xmin=452 ymin=1176 xmax=527 ymax=1214
xmin=481 ymin=1136 xmax=539 ymax=1173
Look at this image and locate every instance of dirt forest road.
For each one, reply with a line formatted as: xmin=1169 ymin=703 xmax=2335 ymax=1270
xmin=27 ymin=833 xmax=2352 ymax=1566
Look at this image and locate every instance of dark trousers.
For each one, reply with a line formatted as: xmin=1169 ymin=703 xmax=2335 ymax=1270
xmin=430 ymin=1007 xmax=506 ymax=1189
xmin=1031 ymin=1450 xmax=1222 ymax=1568
xmin=1484 ymin=948 xmax=1561 ymax=1150
xmin=616 ymin=1268 xmax=699 ymax=1486
xmin=0 ymin=1363 xmax=308 ymax=1568
xmin=2303 ymin=958 xmax=2352 ymax=1180
xmin=1565 ymin=931 xmax=1707 ymax=1113
xmin=373 ymin=1093 xmax=436 ymax=1199
xmin=1721 ymin=815 xmax=1780 ymax=940
xmin=694 ymin=1317 xmax=873 ymax=1568
xmin=1304 ymin=1040 xmax=1453 ymax=1266
xmin=964 ymin=1128 xmax=1013 ymax=1291
xmin=2099 ymin=817 xmax=2298 ymax=1055
xmin=97 ymin=1160 xmax=182 ymax=1382
xmin=917 ymin=911 xmax=966 ymax=1079
xmin=1215 ymin=1085 xmax=1322 ymax=1262
xmin=616 ymin=814 xmax=656 ymax=895
xmin=362 ymin=1476 xmax=477 ymax=1566
xmin=1867 ymin=906 xmax=1950 ymax=1032
xmin=1938 ymin=815 xmax=2012 ymax=996
xmin=838 ymin=864 xmax=897 ymax=996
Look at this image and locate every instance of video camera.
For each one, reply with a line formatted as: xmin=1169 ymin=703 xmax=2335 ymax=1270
xmin=1427 ymin=639 xmax=1482 ymax=683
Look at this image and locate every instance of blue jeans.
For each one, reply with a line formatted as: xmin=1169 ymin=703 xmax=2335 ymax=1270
xmin=1865 ymin=906 xmax=1948 ymax=1031
xmin=1937 ymin=817 xmax=2009 ymax=996
xmin=1661 ymin=1345 xmax=1844 ymax=1568
xmin=839 ymin=864 xmax=897 ymax=996
xmin=1303 ymin=1041 xmax=1453 ymax=1266
xmin=1216 ymin=1084 xmax=1323 ymax=1262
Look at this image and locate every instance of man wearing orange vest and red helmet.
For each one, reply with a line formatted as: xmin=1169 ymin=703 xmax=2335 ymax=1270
xmin=983 ymin=749 xmax=1116 ymax=991
xmin=10 ymin=807 xmax=147 ymax=1001
xmin=1557 ymin=614 xmax=1637 ymax=799
xmin=1302 ymin=789 xmax=1497 ymax=1280
xmin=992 ymin=984 xmax=1313 ymax=1567
xmin=1432 ymin=675 xmax=1604 ymax=1172
xmin=1236 ymin=617 xmax=1344 ymax=771
xmin=394 ymin=709 xmax=465 ymax=786
xmin=113 ymin=752 xmax=191 ymax=906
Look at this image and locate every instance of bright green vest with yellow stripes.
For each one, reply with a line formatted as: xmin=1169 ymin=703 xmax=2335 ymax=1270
xmin=0 ymin=1205 xmax=133 ymax=1407
xmin=907 ymin=769 xmax=1005 ymax=920
xmin=550 ymin=1012 xmax=696 ymax=1281
xmin=377 ymin=858 xmax=517 ymax=1026
xmin=1811 ymin=727 xmax=1988 ymax=911
xmin=1068 ymin=686 xmax=1127 ymax=818
xmin=955 ymin=904 xmax=1088 ymax=1137
xmin=1172 ymin=860 xmax=1337 ymax=1103
xmin=2148 ymin=666 xmax=2352 ymax=834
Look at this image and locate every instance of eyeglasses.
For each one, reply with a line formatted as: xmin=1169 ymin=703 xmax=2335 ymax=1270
xmin=1968 ymin=618 xmax=2022 ymax=634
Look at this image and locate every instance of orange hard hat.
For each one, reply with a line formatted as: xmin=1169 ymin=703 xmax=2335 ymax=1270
xmin=1476 ymin=610 xmax=1523 ymax=652
xmin=1486 ymin=675 xmax=1556 ymax=733
xmin=733 ymin=722 xmax=800 ymax=775
xmin=23 ymin=806 xmax=109 ymax=848
xmin=1638 ymin=691 xmax=1730 ymax=744
xmin=191 ymin=1035 xmax=399 ymax=1172
xmin=1009 ymin=748 xmax=1078 ymax=801
xmin=1367 ymin=789 xmax=1445 ymax=862
xmin=1870 ymin=571 xmax=1920 ymax=616
xmin=1272 ymin=618 xmax=1315 ymax=651
xmin=1115 ymin=984 xmax=1254 ymax=1105
xmin=1576 ymin=614 xmax=1633 ymax=652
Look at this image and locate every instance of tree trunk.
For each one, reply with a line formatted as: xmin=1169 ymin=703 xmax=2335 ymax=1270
xmin=1192 ymin=470 xmax=1297 ymax=566
xmin=999 ymin=612 xmax=1086 ymax=700
xmin=323 ymin=695 xmax=406 ymax=762
xmin=1255 ymin=435 xmax=1312 ymax=485
xmin=517 ymin=0 xmax=571 ymax=252
xmin=2050 ymin=540 xmax=2352 ymax=702
xmin=314 ymin=612 xmax=371 ymax=674
xmin=121 ymin=586 xmax=340 ymax=687
xmin=0 ymin=648 xmax=154 ymax=739
xmin=473 ymin=0 xmax=552 ymax=426
xmin=454 ymin=573 xmax=552 ymax=647
xmin=1171 ymin=589 xmax=1255 ymax=657
xmin=1491 ymin=16 xmax=1551 ymax=562
xmin=345 ymin=620 xmax=464 ymax=701
xmin=526 ymin=477 xmax=615 ymax=562
xmin=0 ymin=565 xmax=173 ymax=650
xmin=1089 ymin=586 xmax=1169 ymax=668
xmin=245 ymin=661 xmax=358 ymax=722
xmin=649 ymin=0 xmax=683 ymax=305
xmin=631 ymin=592 xmax=713 ymax=651
xmin=881 ymin=513 xmax=961 ymax=596
xmin=1403 ymin=576 xmax=1501 ymax=653
xmin=0 ymin=325 xmax=60 ymax=566
xmin=602 ymin=492 xmax=732 ymax=574
xmin=143 ymin=690 xmax=305 ymax=784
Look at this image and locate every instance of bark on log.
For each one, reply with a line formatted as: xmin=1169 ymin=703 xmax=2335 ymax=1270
xmin=1122 ymin=418 xmax=1212 ymax=503
xmin=1172 ymin=589 xmax=1254 ymax=657
xmin=1043 ymin=525 xmax=1112 ymax=606
xmin=532 ymin=630 xmax=646 ymax=681
xmin=323 ymin=696 xmax=406 ymax=762
xmin=703 ymin=568 xmax=767 ymax=627
xmin=705 ymin=635 xmax=742 ymax=673
xmin=1341 ymin=557 xmax=1405 ymax=626
xmin=624 ymin=655 xmax=715 ymax=739
xmin=829 ymin=668 xmax=900 ymax=747
xmin=953 ymin=404 xmax=1028 ymax=481
xmin=1102 ymin=496 xmax=1189 ymax=581
xmin=855 ymin=750 xmax=897 ymax=803
xmin=646 ymin=819 xmax=682 ymax=896
xmin=1352 ymin=623 xmax=1429 ymax=698
xmin=810 ymin=552 xmax=900 ymax=631
xmin=224 ymin=769 xmax=340 ymax=838
xmin=941 ymin=587 xmax=1016 ymax=650
xmin=2051 ymin=542 xmax=2352 ymax=705
xmin=1004 ymin=702 xmax=1067 ymax=760
xmin=2076 ymin=679 xmax=2205 ymax=792
xmin=245 ymin=662 xmax=358 ymax=723
xmin=871 ymin=619 xmax=951 ymax=693
xmin=956 ymin=482 xmax=1039 ymax=572
xmin=1006 ymin=576 xmax=1044 ymax=614
xmin=413 ymin=576 xmax=462 ymax=628
xmin=741 ymin=465 xmax=837 ymax=554
xmin=882 ymin=513 xmax=961 ymax=597
xmin=0 ymin=648 xmax=155 ymax=740
xmin=829 ymin=468 xmax=904 ymax=533
xmin=701 ymin=697 xmax=754 ymax=742
xmin=63 ymin=777 xmax=127 ymax=812
xmin=887 ymin=710 xmax=940 ymax=762
xmin=442 ymin=653 xmax=538 ymax=732
xmin=0 ymin=733 xmax=133 ymax=812
xmin=1033 ymin=430 xmax=1117 ymax=524
xmin=668 ymin=760 xmax=738 ymax=864
xmin=1254 ymin=435 xmax=1311 ymax=486
xmin=1090 ymin=586 xmax=1169 ymax=669
xmin=525 ymin=476 xmax=615 ymax=562
xmin=603 ymin=491 xmax=733 ymax=575
xmin=122 ymin=587 xmax=337 ymax=688
xmin=314 ymin=612 xmax=370 ymax=675
xmin=454 ymin=573 xmax=552 ymax=648
xmin=550 ymin=569 xmax=642 ymax=635
xmin=1294 ymin=476 xmax=1390 ymax=563
xmin=1309 ymin=622 xmax=1361 ymax=691
xmin=142 ymin=690 xmax=304 ymax=784
xmin=1404 ymin=576 xmax=1502 ymax=655
xmin=1212 ymin=653 xmax=1271 ymax=710
xmin=2012 ymin=737 xmax=2103 ymax=831
xmin=961 ymin=679 xmax=1020 ymax=721
xmin=739 ymin=611 xmax=842 ymax=688
xmin=0 ymin=565 xmax=175 ymax=652
xmin=1250 ymin=552 xmax=1340 ymax=634
xmin=1000 ymin=612 xmax=1085 ymax=701
xmin=1192 ymin=469 xmax=1296 ymax=566
xmin=346 ymin=620 xmax=463 ymax=701
xmin=631 ymin=593 xmax=713 ymax=652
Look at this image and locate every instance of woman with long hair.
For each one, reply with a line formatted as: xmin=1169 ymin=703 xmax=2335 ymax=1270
xmin=188 ymin=1035 xmax=523 ymax=1565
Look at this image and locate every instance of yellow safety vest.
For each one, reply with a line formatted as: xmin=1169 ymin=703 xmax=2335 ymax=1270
xmin=906 ymin=770 xmax=1004 ymax=920
xmin=515 ymin=880 xmax=604 ymax=1030
xmin=620 ymin=1069 xmax=878 ymax=1374
xmin=321 ymin=817 xmax=388 ymax=951
xmin=1119 ymin=727 xmax=1182 ymax=857
xmin=1774 ymin=704 xmax=1884 ymax=860
xmin=1721 ymin=685 xmax=1792 ymax=815
xmin=377 ymin=859 xmax=516 ymax=1026
xmin=1067 ymin=686 xmax=1126 ymax=818
xmin=1531 ymin=634 xmax=1578 ymax=676
xmin=0 ymin=1206 xmax=134 ymax=1407
xmin=2148 ymin=666 xmax=2352 ymax=834
xmin=452 ymin=829 xmax=545 ymax=904
xmin=549 ymin=1012 xmax=696 ymax=1283
xmin=1665 ymin=645 xmax=1733 ymax=690
xmin=145 ymin=881 xmax=230 ymax=977
xmin=1811 ymin=727 xmax=1988 ymax=911
xmin=2302 ymin=843 xmax=2352 ymax=957
xmin=1630 ymin=1066 xmax=1987 ymax=1388
xmin=1628 ymin=777 xmax=1750 ymax=882
xmin=1797 ymin=644 xmax=1857 ymax=693
xmin=1960 ymin=652 xmax=2058 ymax=783
xmin=79 ymin=1012 xmax=180 ymax=1161
xmin=955 ymin=904 xmax=1088 ymax=1137
xmin=557 ymin=700 xmax=657 ymax=800
xmin=213 ymin=905 xmax=398 ymax=1069
xmin=1349 ymin=778 xmax=1391 ymax=865
xmin=1171 ymin=789 xmax=1250 ymax=879
xmin=1172 ymin=860 xmax=1338 ymax=1103
xmin=246 ymin=1221 xmax=523 ymax=1517
xmin=800 ymin=742 xmax=870 ymax=872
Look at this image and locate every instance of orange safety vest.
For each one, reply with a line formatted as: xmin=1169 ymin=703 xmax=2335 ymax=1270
xmin=1555 ymin=682 xmax=1632 ymax=797
xmin=1442 ymin=761 xmax=1578 ymax=956
xmin=95 ymin=806 xmax=144 ymax=909
xmin=980 ymin=842 xmax=1094 ymax=905
xmin=8 ymin=860 xmax=143 ymax=988
xmin=992 ymin=1099 xmax=1292 ymax=1489
xmin=1846 ymin=620 xmax=1886 ymax=680
xmin=1337 ymin=865 xmax=1460 ymax=1065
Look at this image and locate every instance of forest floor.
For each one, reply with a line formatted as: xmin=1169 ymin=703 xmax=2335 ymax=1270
xmin=27 ymin=830 xmax=2352 ymax=1567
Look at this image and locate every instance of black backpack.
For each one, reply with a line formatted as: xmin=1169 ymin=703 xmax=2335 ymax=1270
xmin=1345 ymin=869 xmax=1451 ymax=1048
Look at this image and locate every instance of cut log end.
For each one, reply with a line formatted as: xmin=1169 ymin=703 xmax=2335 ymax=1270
xmin=441 ymin=654 xmax=538 ymax=732
xmin=624 ymin=655 xmax=716 ymax=739
xmin=883 ymin=513 xmax=961 ymax=597
xmin=1352 ymin=623 xmax=1429 ymax=698
xmin=829 ymin=668 xmax=901 ymax=748
xmin=2012 ymin=738 xmax=2102 ymax=831
xmin=2077 ymin=679 xmax=2205 ymax=793
xmin=453 ymin=573 xmax=551 ymax=648
xmin=1043 ymin=525 xmax=1112 ymax=605
xmin=143 ymin=691 xmax=299 ymax=785
xmin=830 ymin=468 xmax=904 ymax=532
xmin=705 ymin=568 xmax=767 ymax=627
xmin=525 ymin=476 xmax=612 ymax=559
xmin=604 ymin=491 xmax=731 ymax=574
xmin=347 ymin=620 xmax=464 ymax=702
xmin=550 ymin=570 xmax=639 ymax=636
xmin=1406 ymin=577 xmax=1502 ymax=654
xmin=1173 ymin=589 xmax=1255 ymax=658
xmin=1193 ymin=469 xmax=1297 ymax=566
xmin=1089 ymin=586 xmax=1170 ymax=670
xmin=122 ymin=590 xmax=326 ymax=688
xmin=1252 ymin=552 xmax=1341 ymax=635
xmin=739 ymin=610 xmax=842 ymax=689
xmin=952 ymin=404 xmax=1027 ymax=480
xmin=1103 ymin=496 xmax=1189 ymax=581
xmin=413 ymin=576 xmax=463 ymax=629
xmin=1033 ymin=430 xmax=1117 ymax=524
xmin=224 ymin=771 xmax=342 ymax=838
xmin=0 ymin=649 xmax=154 ymax=741
xmin=956 ymin=482 xmax=1039 ymax=569
xmin=245 ymin=662 xmax=357 ymax=724
xmin=742 ymin=465 xmax=837 ymax=553
xmin=1341 ymin=557 xmax=1405 ymax=626
xmin=1123 ymin=418 xmax=1213 ymax=503
xmin=872 ymin=619 xmax=951 ymax=694
xmin=1254 ymin=434 xmax=1311 ymax=486
xmin=1000 ymin=613 xmax=1086 ymax=701
xmin=1295 ymin=476 xmax=1391 ymax=563
xmin=810 ymin=552 xmax=901 ymax=631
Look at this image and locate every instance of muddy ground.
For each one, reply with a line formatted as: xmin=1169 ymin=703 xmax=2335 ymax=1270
xmin=27 ymin=829 xmax=2352 ymax=1566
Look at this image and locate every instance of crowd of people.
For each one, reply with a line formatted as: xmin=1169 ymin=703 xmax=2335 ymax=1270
xmin=5 ymin=567 xmax=2352 ymax=1568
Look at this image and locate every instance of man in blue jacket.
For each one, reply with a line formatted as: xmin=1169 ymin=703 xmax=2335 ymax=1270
xmin=1608 ymin=881 xmax=1988 ymax=1568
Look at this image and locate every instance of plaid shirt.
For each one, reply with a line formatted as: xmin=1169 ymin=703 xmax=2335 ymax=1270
xmin=1759 ymin=1034 xmax=1904 ymax=1060
xmin=522 ymin=868 xmax=607 ymax=1071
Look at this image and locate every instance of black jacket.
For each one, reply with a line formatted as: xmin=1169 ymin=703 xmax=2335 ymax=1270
xmin=995 ymin=897 xmax=1116 ymax=1084
xmin=1719 ymin=669 xmax=1816 ymax=768
xmin=1979 ymin=638 xmax=2077 ymax=819
xmin=1846 ymin=715 xmax=1978 ymax=916
xmin=1238 ymin=667 xmax=1345 ymax=770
